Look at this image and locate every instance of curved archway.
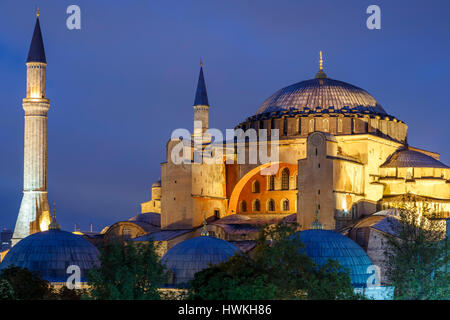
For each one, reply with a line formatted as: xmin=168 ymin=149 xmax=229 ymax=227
xmin=228 ymin=162 xmax=299 ymax=215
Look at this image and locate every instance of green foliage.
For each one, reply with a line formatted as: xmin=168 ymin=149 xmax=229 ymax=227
xmin=306 ymin=259 xmax=361 ymax=300
xmin=0 ymin=266 xmax=53 ymax=300
xmin=0 ymin=279 xmax=15 ymax=300
xmin=384 ymin=202 xmax=449 ymax=300
xmin=189 ymin=223 xmax=361 ymax=300
xmin=53 ymin=286 xmax=86 ymax=300
xmin=86 ymin=239 xmax=168 ymax=300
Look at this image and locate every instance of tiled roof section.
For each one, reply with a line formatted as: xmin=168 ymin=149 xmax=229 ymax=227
xmin=282 ymin=213 xmax=297 ymax=224
xmin=213 ymin=214 xmax=290 ymax=226
xmin=129 ymin=212 xmax=161 ymax=227
xmin=132 ymin=229 xmax=192 ymax=242
xmin=294 ymin=229 xmax=373 ymax=288
xmin=214 ymin=223 xmax=261 ymax=235
xmin=256 ymin=77 xmax=386 ymax=116
xmin=229 ymin=240 xmax=257 ymax=252
xmin=381 ymin=148 xmax=449 ymax=169
xmin=0 ymin=230 xmax=99 ymax=282
xmin=371 ymin=216 xmax=402 ymax=237
xmin=27 ymin=17 xmax=46 ymax=63
xmin=193 ymin=65 xmax=209 ymax=106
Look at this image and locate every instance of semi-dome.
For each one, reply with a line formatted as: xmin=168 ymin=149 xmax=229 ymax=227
xmin=256 ymin=77 xmax=386 ymax=116
xmin=381 ymin=148 xmax=449 ymax=169
xmin=295 ymin=229 xmax=373 ymax=287
xmin=0 ymin=229 xmax=100 ymax=283
xmin=161 ymin=236 xmax=240 ymax=286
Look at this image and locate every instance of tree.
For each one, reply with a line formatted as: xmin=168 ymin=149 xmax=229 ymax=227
xmin=0 ymin=266 xmax=54 ymax=300
xmin=384 ymin=202 xmax=449 ymax=300
xmin=0 ymin=279 xmax=15 ymax=300
xmin=86 ymin=239 xmax=168 ymax=300
xmin=189 ymin=222 xmax=361 ymax=300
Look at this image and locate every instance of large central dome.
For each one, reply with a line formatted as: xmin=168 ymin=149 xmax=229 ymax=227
xmin=256 ymin=77 xmax=386 ymax=116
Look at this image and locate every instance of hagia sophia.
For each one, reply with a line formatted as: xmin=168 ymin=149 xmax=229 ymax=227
xmin=0 ymin=12 xmax=449 ymax=297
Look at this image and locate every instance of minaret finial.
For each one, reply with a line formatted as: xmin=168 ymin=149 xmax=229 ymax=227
xmin=37 ymin=7 xmax=40 ymax=18
xmin=48 ymin=202 xmax=61 ymax=230
xmin=311 ymin=201 xmax=323 ymax=230
xmin=200 ymin=213 xmax=209 ymax=236
xmin=200 ymin=58 xmax=203 ymax=68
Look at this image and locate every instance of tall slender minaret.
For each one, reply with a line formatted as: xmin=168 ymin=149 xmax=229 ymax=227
xmin=12 ymin=10 xmax=51 ymax=245
xmin=193 ymin=60 xmax=210 ymax=138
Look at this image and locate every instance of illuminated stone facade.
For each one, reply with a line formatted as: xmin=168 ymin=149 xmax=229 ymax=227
xmin=142 ymin=58 xmax=450 ymax=235
xmin=12 ymin=15 xmax=51 ymax=245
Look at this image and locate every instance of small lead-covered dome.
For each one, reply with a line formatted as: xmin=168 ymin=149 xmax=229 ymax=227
xmin=295 ymin=229 xmax=373 ymax=287
xmin=161 ymin=236 xmax=240 ymax=286
xmin=381 ymin=148 xmax=449 ymax=169
xmin=0 ymin=229 xmax=100 ymax=283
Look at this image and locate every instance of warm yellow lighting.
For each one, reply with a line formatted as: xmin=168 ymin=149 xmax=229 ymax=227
xmin=342 ymin=198 xmax=347 ymax=212
xmin=39 ymin=211 xmax=50 ymax=231
xmin=319 ymin=51 xmax=323 ymax=71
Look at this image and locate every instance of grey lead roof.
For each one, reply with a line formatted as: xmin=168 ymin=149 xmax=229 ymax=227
xmin=381 ymin=148 xmax=449 ymax=169
xmin=256 ymin=77 xmax=386 ymax=116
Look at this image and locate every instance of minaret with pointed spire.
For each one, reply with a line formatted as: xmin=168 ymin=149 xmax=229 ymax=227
xmin=193 ymin=59 xmax=210 ymax=138
xmin=12 ymin=10 xmax=51 ymax=245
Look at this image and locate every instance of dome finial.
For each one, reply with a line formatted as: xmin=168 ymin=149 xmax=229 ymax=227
xmin=311 ymin=202 xmax=323 ymax=230
xmin=48 ymin=202 xmax=60 ymax=230
xmin=319 ymin=51 xmax=323 ymax=71
xmin=200 ymin=213 xmax=209 ymax=236
xmin=315 ymin=51 xmax=327 ymax=79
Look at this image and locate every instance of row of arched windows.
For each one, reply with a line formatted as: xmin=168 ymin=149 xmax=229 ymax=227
xmin=252 ymin=168 xmax=294 ymax=193
xmin=240 ymin=199 xmax=290 ymax=212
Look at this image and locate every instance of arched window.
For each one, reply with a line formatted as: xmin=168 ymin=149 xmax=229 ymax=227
xmin=309 ymin=118 xmax=314 ymax=132
xmin=281 ymin=168 xmax=290 ymax=190
xmin=282 ymin=199 xmax=289 ymax=211
xmin=323 ymin=118 xmax=329 ymax=132
xmin=122 ymin=227 xmax=131 ymax=240
xmin=268 ymin=199 xmax=275 ymax=212
xmin=268 ymin=175 xmax=275 ymax=191
xmin=253 ymin=199 xmax=260 ymax=212
xmin=283 ymin=117 xmax=288 ymax=136
xmin=338 ymin=118 xmax=343 ymax=132
xmin=298 ymin=117 xmax=302 ymax=134
xmin=252 ymin=180 xmax=260 ymax=193
xmin=240 ymin=201 xmax=247 ymax=213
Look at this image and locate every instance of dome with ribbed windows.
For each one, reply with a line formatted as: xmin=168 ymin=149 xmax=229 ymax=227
xmin=294 ymin=229 xmax=373 ymax=288
xmin=256 ymin=77 xmax=386 ymax=116
xmin=0 ymin=229 xmax=100 ymax=283
xmin=161 ymin=236 xmax=240 ymax=286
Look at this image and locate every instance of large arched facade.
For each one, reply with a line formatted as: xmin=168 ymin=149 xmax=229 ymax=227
xmin=228 ymin=162 xmax=298 ymax=215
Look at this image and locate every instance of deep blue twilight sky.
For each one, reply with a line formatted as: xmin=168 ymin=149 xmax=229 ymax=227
xmin=0 ymin=0 xmax=449 ymax=232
